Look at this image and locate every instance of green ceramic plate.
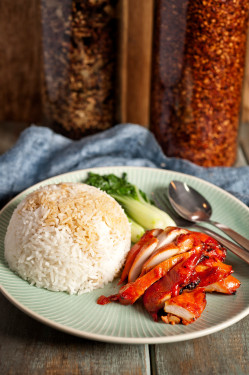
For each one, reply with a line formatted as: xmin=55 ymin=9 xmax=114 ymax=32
xmin=0 ymin=166 xmax=249 ymax=344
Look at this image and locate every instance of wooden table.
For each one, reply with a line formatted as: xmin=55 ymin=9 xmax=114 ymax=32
xmin=0 ymin=124 xmax=249 ymax=375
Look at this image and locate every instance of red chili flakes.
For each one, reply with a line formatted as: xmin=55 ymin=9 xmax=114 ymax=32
xmin=150 ymin=0 xmax=249 ymax=166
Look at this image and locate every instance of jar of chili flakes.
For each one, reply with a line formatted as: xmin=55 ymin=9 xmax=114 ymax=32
xmin=150 ymin=0 xmax=249 ymax=166
xmin=40 ymin=0 xmax=119 ymax=139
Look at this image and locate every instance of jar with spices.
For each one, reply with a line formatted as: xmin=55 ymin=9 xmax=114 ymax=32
xmin=40 ymin=0 xmax=119 ymax=139
xmin=150 ymin=0 xmax=249 ymax=166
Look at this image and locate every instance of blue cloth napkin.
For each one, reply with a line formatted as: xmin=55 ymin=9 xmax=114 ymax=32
xmin=0 ymin=123 xmax=249 ymax=208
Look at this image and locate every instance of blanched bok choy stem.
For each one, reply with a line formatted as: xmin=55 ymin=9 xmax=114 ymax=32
xmin=85 ymin=172 xmax=175 ymax=241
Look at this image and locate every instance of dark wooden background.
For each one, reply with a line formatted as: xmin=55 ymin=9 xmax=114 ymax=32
xmin=0 ymin=0 xmax=154 ymax=127
xmin=0 ymin=0 xmax=42 ymax=123
xmin=0 ymin=0 xmax=248 ymax=154
xmin=0 ymin=0 xmax=248 ymax=129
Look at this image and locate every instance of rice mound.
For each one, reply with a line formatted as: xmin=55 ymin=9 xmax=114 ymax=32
xmin=4 ymin=182 xmax=131 ymax=294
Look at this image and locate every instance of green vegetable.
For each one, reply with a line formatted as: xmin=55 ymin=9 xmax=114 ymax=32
xmin=127 ymin=216 xmax=145 ymax=243
xmin=85 ymin=172 xmax=175 ymax=242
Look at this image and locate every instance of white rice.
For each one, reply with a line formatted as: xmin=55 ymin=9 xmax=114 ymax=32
xmin=4 ymin=182 xmax=131 ymax=294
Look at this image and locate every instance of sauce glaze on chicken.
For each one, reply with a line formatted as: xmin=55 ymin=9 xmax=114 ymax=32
xmin=97 ymin=227 xmax=240 ymax=325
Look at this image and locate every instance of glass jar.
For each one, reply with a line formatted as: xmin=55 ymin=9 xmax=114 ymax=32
xmin=40 ymin=0 xmax=119 ymax=139
xmin=150 ymin=0 xmax=249 ymax=166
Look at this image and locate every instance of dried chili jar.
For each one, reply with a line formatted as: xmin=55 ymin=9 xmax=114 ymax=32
xmin=40 ymin=0 xmax=119 ymax=139
xmin=150 ymin=0 xmax=249 ymax=166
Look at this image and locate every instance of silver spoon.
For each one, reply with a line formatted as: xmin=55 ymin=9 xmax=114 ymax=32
xmin=168 ymin=180 xmax=249 ymax=251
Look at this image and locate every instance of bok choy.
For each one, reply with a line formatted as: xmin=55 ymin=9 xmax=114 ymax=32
xmin=84 ymin=172 xmax=175 ymax=242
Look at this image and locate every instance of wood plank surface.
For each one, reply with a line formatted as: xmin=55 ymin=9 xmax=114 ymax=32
xmin=0 ymin=294 xmax=150 ymax=375
xmin=152 ymin=317 xmax=249 ymax=375
xmin=1 ymin=294 xmax=248 ymax=375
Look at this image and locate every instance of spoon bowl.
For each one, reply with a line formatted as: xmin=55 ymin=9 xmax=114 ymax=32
xmin=168 ymin=181 xmax=212 ymax=222
xmin=168 ymin=180 xmax=249 ymax=251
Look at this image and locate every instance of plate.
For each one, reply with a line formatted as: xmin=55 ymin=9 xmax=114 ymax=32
xmin=0 ymin=166 xmax=249 ymax=344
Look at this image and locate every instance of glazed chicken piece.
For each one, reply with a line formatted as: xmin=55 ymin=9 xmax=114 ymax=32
xmin=140 ymin=227 xmax=226 ymax=277
xmin=162 ymin=271 xmax=240 ymax=325
xmin=97 ymin=251 xmax=195 ymax=306
xmin=128 ymin=236 xmax=159 ymax=282
xmin=121 ymin=227 xmax=189 ymax=283
xmin=99 ymin=228 xmax=227 ymax=307
xmin=97 ymin=227 xmax=240 ymax=326
xmin=163 ymin=289 xmax=207 ymax=325
xmin=119 ymin=229 xmax=161 ymax=284
xmin=184 ymin=259 xmax=233 ymax=291
xmin=154 ymin=227 xmax=190 ymax=250
xmin=120 ymin=227 xmax=226 ymax=283
xmin=205 ymin=275 xmax=241 ymax=294
xmin=142 ymin=234 xmax=229 ymax=321
xmin=140 ymin=231 xmax=195 ymax=276
xmin=143 ymin=252 xmax=204 ymax=321
xmin=201 ymin=239 xmax=227 ymax=262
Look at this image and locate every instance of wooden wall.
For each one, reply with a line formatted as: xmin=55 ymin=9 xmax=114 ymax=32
xmin=0 ymin=0 xmax=42 ymax=123
xmin=119 ymin=0 xmax=153 ymax=126
xmin=0 ymin=0 xmax=248 ymax=127
xmin=242 ymin=32 xmax=249 ymax=124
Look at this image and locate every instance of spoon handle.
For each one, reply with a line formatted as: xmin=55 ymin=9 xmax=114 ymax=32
xmin=208 ymin=220 xmax=249 ymax=251
xmin=192 ymin=224 xmax=249 ymax=265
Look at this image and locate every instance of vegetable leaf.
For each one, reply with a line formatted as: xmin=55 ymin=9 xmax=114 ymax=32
xmin=84 ymin=172 xmax=175 ymax=242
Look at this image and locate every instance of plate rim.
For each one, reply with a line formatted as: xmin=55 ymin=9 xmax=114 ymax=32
xmin=1 ymin=165 xmax=249 ymax=216
xmin=1 ymin=285 xmax=249 ymax=344
xmin=1 ymin=165 xmax=249 ymax=344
